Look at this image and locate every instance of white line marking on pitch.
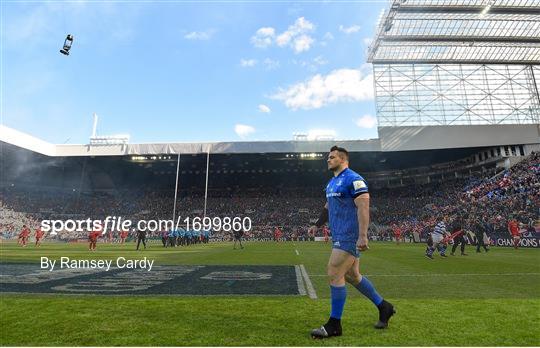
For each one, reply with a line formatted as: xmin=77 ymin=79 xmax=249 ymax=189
xmin=295 ymin=249 xmax=299 ymax=255
xmin=294 ymin=265 xmax=307 ymax=296
xmin=300 ymin=264 xmax=317 ymax=300
xmin=309 ymin=273 xmax=540 ymax=277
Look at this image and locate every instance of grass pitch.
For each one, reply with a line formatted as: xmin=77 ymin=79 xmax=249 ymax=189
xmin=1 ymin=241 xmax=539 ymax=346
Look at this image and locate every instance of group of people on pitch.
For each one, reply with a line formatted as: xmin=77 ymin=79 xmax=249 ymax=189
xmin=425 ymin=211 xmax=529 ymax=259
xmin=16 ymin=225 xmax=44 ymax=247
xmin=425 ymin=213 xmax=490 ymax=259
xmin=161 ymin=229 xmax=210 ymax=248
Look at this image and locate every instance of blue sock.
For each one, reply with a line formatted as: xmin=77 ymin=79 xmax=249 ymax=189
xmin=355 ymin=277 xmax=383 ymax=306
xmin=437 ymin=244 xmax=445 ymax=255
xmin=330 ymin=285 xmax=347 ymax=319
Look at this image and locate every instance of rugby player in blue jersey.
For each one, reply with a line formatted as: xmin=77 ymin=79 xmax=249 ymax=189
xmin=310 ymin=146 xmax=395 ymax=339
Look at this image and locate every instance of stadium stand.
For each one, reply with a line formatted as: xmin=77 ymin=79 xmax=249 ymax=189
xmin=1 ymin=152 xmax=537 ymax=242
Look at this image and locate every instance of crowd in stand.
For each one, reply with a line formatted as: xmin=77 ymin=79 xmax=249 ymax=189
xmin=1 ymin=152 xmax=538 ymax=243
xmin=373 ymin=152 xmax=539 ymax=240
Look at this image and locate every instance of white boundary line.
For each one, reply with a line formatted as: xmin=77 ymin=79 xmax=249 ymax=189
xmin=295 ymin=249 xmax=299 ymax=255
xmin=294 ymin=265 xmax=306 ymax=296
xmin=299 ymin=264 xmax=317 ymax=299
xmin=309 ymin=272 xmax=540 ymax=277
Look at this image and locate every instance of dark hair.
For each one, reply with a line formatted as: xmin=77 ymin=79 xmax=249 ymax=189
xmin=330 ymin=145 xmax=349 ymax=160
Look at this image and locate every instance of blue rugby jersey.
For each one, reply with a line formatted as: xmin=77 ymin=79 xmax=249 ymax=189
xmin=433 ymin=221 xmax=446 ymax=235
xmin=325 ymin=168 xmax=369 ymax=242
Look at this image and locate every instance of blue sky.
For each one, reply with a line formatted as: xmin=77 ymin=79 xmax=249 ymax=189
xmin=2 ymin=1 xmax=387 ymax=144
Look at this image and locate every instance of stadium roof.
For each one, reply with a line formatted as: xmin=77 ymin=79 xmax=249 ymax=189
xmin=368 ymin=0 xmax=540 ymax=64
xmin=0 ymin=125 xmax=379 ymax=156
xmin=1 ymin=124 xmax=538 ymax=156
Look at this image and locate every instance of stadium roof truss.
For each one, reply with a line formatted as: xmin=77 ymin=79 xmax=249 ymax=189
xmin=368 ymin=0 xmax=540 ymax=127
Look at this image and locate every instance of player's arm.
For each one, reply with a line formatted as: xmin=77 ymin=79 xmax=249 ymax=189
xmin=310 ymin=203 xmax=328 ymax=235
xmin=355 ymin=193 xmax=370 ymax=251
xmin=315 ymin=203 xmax=328 ymax=226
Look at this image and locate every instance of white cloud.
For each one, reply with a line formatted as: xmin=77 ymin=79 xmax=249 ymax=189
xmin=355 ymin=114 xmax=378 ymax=129
xmin=234 ymin=124 xmax=255 ymax=139
xmin=240 ymin=59 xmax=257 ymax=67
xmin=293 ymin=17 xmax=315 ymax=31
xmin=279 ymin=17 xmax=315 ymax=53
xmin=276 ymin=31 xmax=293 ymax=47
xmin=271 ymin=68 xmax=374 ymax=110
xmin=293 ymin=34 xmax=314 ymax=53
xmin=258 ymin=104 xmax=271 ymax=113
xmin=251 ymin=27 xmax=275 ymax=48
xmin=252 ymin=17 xmax=315 ymax=53
xmin=184 ymin=30 xmax=214 ymax=40
xmin=363 ymin=37 xmax=373 ymax=46
xmin=339 ymin=25 xmax=361 ymax=34
xmin=263 ymin=58 xmax=280 ymax=70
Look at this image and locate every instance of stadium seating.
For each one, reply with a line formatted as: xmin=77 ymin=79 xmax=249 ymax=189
xmin=1 ymin=153 xmax=538 ymax=241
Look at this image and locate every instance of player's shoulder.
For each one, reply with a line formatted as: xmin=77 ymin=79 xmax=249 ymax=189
xmin=345 ymin=168 xmax=368 ymax=188
xmin=345 ymin=168 xmax=365 ymax=181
